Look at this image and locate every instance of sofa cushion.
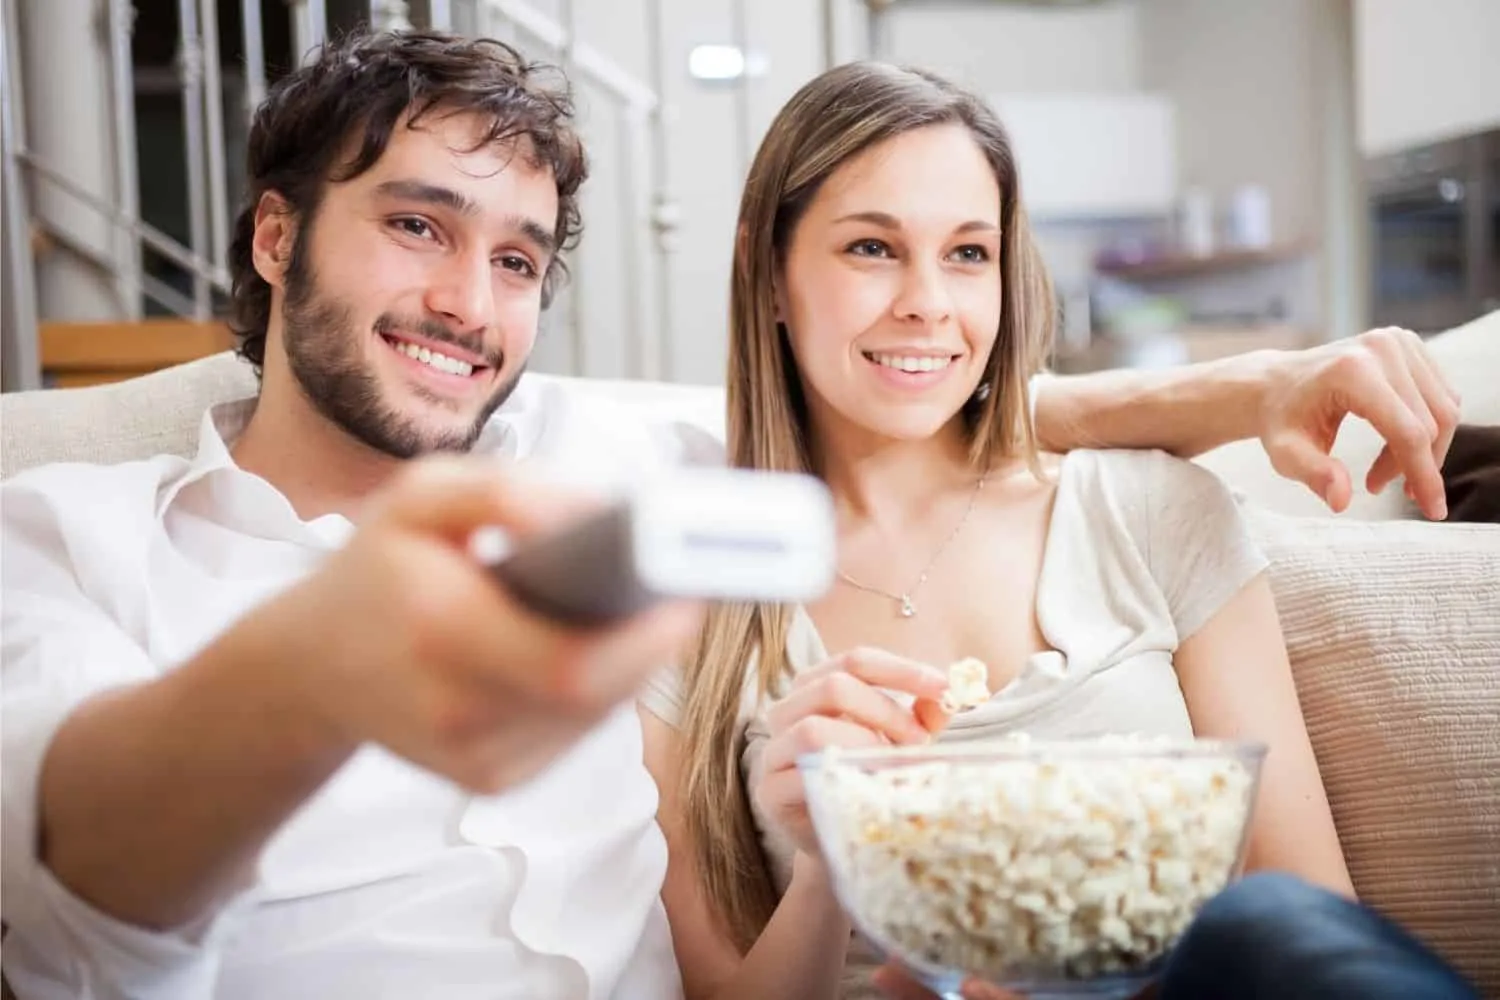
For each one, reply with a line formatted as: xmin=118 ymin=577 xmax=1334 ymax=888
xmin=1249 ymin=509 xmax=1500 ymax=994
xmin=0 ymin=352 xmax=258 ymax=477
xmin=0 ymin=353 xmax=731 ymax=479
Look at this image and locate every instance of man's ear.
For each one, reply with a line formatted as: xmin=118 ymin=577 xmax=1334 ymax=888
xmin=250 ymin=192 xmax=297 ymax=289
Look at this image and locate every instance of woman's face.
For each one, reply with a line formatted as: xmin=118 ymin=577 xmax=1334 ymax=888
xmin=778 ymin=123 xmax=1003 ymax=448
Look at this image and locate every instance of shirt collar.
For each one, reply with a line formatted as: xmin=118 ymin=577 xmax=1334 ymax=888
xmin=154 ymin=399 xmax=258 ymax=518
xmin=151 ymin=382 xmax=548 ymax=527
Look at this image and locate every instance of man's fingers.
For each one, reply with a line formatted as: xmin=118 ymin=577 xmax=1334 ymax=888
xmin=1332 ymin=357 xmax=1443 ymax=512
xmin=1395 ymin=332 xmax=1460 ymax=519
xmin=1267 ymin=432 xmax=1353 ymax=513
xmin=437 ymin=556 xmax=701 ymax=708
xmin=464 ymin=596 xmax=703 ymax=707
xmin=569 ymin=599 xmax=706 ymax=704
xmin=1365 ymin=443 xmax=1401 ymax=497
xmin=1366 ymin=336 xmax=1446 ymax=516
xmin=377 ymin=455 xmax=606 ymax=543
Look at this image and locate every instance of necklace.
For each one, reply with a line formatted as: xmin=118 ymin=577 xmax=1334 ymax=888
xmin=836 ymin=473 xmax=987 ymax=619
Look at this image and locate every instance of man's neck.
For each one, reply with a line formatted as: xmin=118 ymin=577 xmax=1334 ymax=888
xmin=232 ymin=373 xmax=403 ymax=523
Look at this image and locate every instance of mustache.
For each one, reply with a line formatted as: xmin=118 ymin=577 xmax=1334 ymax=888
xmin=373 ymin=313 xmax=503 ymax=369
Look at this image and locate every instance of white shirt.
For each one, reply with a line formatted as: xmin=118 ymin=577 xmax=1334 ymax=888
xmin=1 ymin=376 xmax=695 ymax=1000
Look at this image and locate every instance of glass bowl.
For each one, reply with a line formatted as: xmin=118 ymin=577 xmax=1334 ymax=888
xmin=798 ymin=735 xmax=1267 ymax=1000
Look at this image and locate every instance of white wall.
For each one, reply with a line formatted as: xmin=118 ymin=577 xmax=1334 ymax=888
xmin=1137 ymin=0 xmax=1365 ymax=336
xmin=1138 ymin=0 xmax=1326 ymax=251
xmin=512 ymin=0 xmax=831 ymax=386
xmin=880 ymin=0 xmax=1142 ymax=94
xmin=1356 ymin=0 xmax=1500 ymax=154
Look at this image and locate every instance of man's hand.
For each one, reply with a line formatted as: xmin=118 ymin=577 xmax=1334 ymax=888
xmin=1258 ymin=327 xmax=1461 ymax=520
xmin=264 ymin=455 xmax=706 ymax=794
xmin=33 ymin=456 xmax=702 ymax=932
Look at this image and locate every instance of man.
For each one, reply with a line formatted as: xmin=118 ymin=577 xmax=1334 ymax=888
xmin=0 ymin=30 xmax=1462 ymax=1000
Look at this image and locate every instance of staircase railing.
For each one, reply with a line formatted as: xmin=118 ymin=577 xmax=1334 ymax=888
xmin=1 ymin=0 xmax=678 ymax=390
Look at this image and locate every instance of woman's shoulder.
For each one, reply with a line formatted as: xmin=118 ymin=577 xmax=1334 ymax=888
xmin=1048 ymin=448 xmax=1254 ymax=576
xmin=1059 ymin=448 xmax=1241 ymax=512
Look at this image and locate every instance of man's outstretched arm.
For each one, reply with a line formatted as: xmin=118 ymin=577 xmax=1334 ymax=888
xmin=1032 ymin=328 xmax=1462 ymax=520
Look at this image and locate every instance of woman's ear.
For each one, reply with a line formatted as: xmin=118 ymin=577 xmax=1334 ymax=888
xmin=250 ymin=192 xmax=297 ymax=289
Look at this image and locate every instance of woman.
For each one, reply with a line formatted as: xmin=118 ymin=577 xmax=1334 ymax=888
xmin=636 ymin=61 xmax=1400 ymax=999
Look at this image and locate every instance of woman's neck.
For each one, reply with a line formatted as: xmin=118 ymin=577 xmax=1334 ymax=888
xmin=813 ymin=415 xmax=984 ymax=529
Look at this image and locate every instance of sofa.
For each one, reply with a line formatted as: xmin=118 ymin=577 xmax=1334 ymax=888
xmin=3 ymin=311 xmax=1498 ymax=995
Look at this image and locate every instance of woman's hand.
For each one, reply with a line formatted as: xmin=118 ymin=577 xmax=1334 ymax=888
xmin=753 ymin=647 xmax=951 ymax=856
xmin=871 ymin=962 xmax=1023 ymax=1000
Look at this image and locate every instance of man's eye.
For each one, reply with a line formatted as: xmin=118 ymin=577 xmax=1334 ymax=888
xmin=846 ymin=239 xmax=891 ymax=258
xmin=393 ymin=218 xmax=433 ymax=239
xmin=498 ymin=255 xmax=538 ymax=279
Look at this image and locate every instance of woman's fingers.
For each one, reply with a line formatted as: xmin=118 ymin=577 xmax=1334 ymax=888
xmin=768 ymin=670 xmax=934 ymax=746
xmin=759 ymin=714 xmax=890 ymax=774
xmin=798 ymin=647 xmax=951 ymax=702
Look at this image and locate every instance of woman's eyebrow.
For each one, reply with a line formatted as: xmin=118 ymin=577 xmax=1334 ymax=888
xmin=830 ymin=210 xmax=998 ymax=235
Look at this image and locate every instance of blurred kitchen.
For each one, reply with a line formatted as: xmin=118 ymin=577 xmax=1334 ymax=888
xmin=2 ymin=0 xmax=1497 ymax=390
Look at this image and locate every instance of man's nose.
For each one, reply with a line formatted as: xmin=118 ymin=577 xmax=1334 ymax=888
xmin=425 ymin=250 xmax=496 ymax=334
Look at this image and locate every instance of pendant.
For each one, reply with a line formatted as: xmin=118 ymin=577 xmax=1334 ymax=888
xmin=899 ymin=595 xmax=916 ymax=618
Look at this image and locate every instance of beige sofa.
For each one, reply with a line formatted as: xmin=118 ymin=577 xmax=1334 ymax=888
xmin=3 ymin=312 xmax=1498 ymax=995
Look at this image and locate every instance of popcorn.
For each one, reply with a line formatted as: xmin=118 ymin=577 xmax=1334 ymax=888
xmin=939 ymin=657 xmax=992 ymax=714
xmin=809 ymin=736 xmax=1256 ymax=982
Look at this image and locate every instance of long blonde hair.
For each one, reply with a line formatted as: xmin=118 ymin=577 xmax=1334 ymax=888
xmin=677 ymin=62 xmax=1057 ymax=951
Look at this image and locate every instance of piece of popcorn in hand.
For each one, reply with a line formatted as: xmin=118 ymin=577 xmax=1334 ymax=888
xmin=940 ymin=657 xmax=992 ymax=714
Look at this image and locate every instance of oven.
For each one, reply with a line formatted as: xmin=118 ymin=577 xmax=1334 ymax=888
xmin=1366 ymin=128 xmax=1500 ymax=333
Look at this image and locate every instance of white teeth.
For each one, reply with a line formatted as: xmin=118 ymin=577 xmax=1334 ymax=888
xmin=871 ymin=353 xmax=953 ymax=373
xmin=393 ymin=339 xmax=475 ymax=377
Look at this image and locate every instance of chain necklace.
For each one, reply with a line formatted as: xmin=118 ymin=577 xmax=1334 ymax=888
xmin=836 ymin=473 xmax=987 ymax=619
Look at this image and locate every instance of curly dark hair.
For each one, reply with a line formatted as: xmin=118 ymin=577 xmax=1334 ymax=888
xmin=225 ymin=29 xmax=587 ymax=371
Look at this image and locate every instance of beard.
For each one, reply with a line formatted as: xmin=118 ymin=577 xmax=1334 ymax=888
xmin=279 ymin=235 xmax=525 ymax=459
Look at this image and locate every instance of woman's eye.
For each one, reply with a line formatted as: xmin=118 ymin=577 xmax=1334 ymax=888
xmin=950 ymin=245 xmax=990 ymax=264
xmin=847 ymin=239 xmax=891 ymax=258
xmin=497 ymin=255 xmax=539 ymax=279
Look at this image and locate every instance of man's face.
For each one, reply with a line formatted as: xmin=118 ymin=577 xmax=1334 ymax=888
xmin=268 ymin=111 xmax=560 ymax=457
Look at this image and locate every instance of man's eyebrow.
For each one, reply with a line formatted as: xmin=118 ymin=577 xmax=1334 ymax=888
xmin=375 ymin=179 xmax=480 ymax=218
xmin=514 ymin=217 xmax=557 ymax=256
xmin=375 ymin=179 xmax=556 ymax=255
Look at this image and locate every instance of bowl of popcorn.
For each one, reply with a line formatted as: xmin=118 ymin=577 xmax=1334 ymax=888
xmin=798 ymin=731 xmax=1266 ymax=999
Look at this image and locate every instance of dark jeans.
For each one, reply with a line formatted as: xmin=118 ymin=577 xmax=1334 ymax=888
xmin=1160 ymin=873 xmax=1480 ymax=1000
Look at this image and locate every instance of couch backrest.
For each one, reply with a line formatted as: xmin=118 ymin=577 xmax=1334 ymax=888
xmin=5 ymin=310 xmax=1498 ymax=516
xmin=0 ymin=352 xmax=728 ymax=479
